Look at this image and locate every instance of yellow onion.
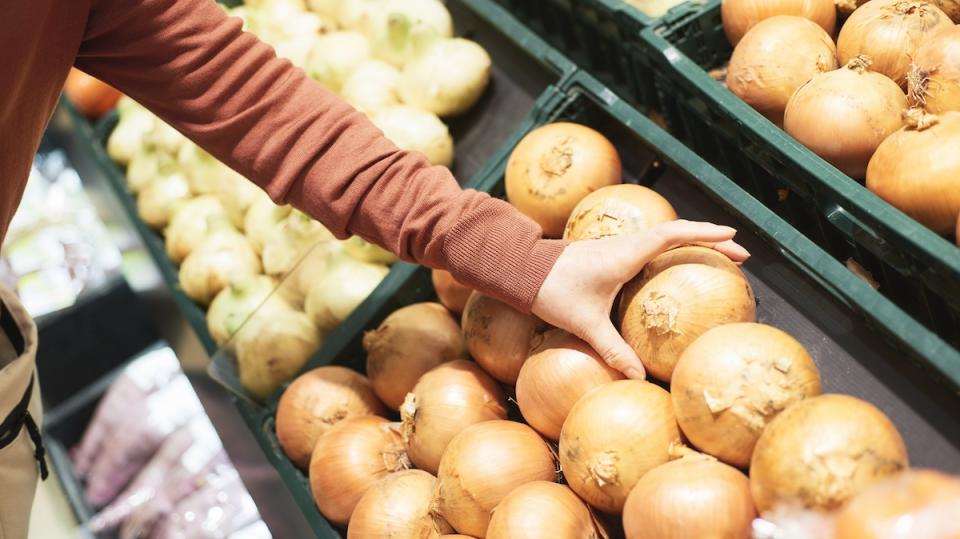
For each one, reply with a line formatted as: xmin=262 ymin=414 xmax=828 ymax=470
xmin=838 ymin=0 xmax=950 ymax=88
xmin=432 ymin=269 xmax=473 ymax=315
xmin=671 ymin=323 xmax=822 ymax=468
xmin=623 ymin=456 xmax=756 ymax=539
xmin=309 ymin=416 xmax=409 ymax=527
xmin=617 ymin=246 xmax=756 ymax=382
xmin=835 ymin=469 xmax=960 ymax=539
xmin=750 ymin=394 xmax=908 ymax=512
xmin=275 ymin=366 xmax=386 ymax=469
xmin=235 ymin=308 xmax=321 ymax=400
xmin=461 ymin=292 xmax=546 ymax=384
xmin=559 ymin=380 xmax=688 ymax=514
xmin=505 ymin=123 xmax=622 ymax=237
xmin=400 ymin=360 xmax=507 ymax=474
xmin=434 ymin=421 xmax=558 ymax=537
xmin=347 ymin=470 xmax=453 ymax=539
xmin=486 ymin=481 xmax=603 ymax=539
xmin=785 ymin=56 xmax=907 ymax=179
xmin=866 ymin=110 xmax=960 ymax=234
xmin=727 ymin=16 xmax=838 ymax=126
xmin=836 ymin=0 xmax=868 ymax=15
xmin=911 ymin=26 xmax=960 ymax=114
xmin=363 ymin=302 xmax=466 ymax=410
xmin=515 ymin=330 xmax=624 ymax=441
xmin=721 ymin=0 xmax=836 ymax=45
xmin=563 ymin=184 xmax=677 ymax=241
xmin=164 ymin=195 xmax=233 ymax=264
xmin=178 ymin=231 xmax=262 ymax=305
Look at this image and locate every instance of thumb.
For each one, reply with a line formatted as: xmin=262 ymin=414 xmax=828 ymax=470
xmin=579 ymin=321 xmax=646 ymax=380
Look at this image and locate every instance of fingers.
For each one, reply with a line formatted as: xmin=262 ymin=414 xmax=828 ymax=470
xmin=655 ymin=220 xmax=738 ymax=249
xmin=692 ymin=238 xmax=751 ymax=262
xmin=578 ymin=320 xmax=646 ymax=380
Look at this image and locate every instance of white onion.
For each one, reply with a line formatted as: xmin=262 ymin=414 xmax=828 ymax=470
xmin=343 ymin=236 xmax=398 ymax=265
xmin=304 ymin=255 xmax=390 ymax=331
xmin=236 ymin=306 xmax=322 ymax=402
xmin=371 ymin=105 xmax=454 ymax=167
xmin=305 ymin=31 xmax=372 ymax=93
xmin=260 ymin=211 xmax=334 ymax=277
xmin=164 ymin=195 xmax=233 ymax=264
xmin=243 ymin=193 xmax=292 ymax=255
xmin=399 ymin=38 xmax=492 ymax=118
xmin=206 ymin=274 xmax=281 ymax=348
xmin=367 ymin=0 xmax=454 ymax=67
xmin=178 ymin=231 xmax=261 ymax=305
xmin=136 ymin=172 xmax=191 ymax=229
xmin=340 ymin=60 xmax=401 ymax=114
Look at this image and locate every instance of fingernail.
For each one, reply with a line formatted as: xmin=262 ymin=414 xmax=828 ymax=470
xmin=625 ymin=367 xmax=646 ymax=380
xmin=722 ymin=226 xmax=737 ymax=235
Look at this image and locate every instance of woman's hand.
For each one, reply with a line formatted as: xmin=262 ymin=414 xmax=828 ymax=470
xmin=531 ymin=220 xmax=750 ymax=379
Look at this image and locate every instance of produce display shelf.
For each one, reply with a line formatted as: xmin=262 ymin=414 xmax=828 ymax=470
xmin=230 ymin=71 xmax=960 ymax=539
xmin=640 ymin=0 xmax=960 ymax=353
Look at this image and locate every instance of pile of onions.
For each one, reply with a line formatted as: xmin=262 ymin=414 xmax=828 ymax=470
xmin=431 ymin=269 xmax=473 ymax=315
xmin=834 ymin=469 xmax=960 ymax=539
xmin=235 ymin=307 xmax=321 ymax=400
xmin=617 ymin=246 xmax=756 ymax=382
xmin=622 ymin=456 xmax=755 ymax=539
xmin=275 ymin=366 xmax=386 ymax=468
xmin=505 ymin=122 xmax=622 ymax=238
xmin=837 ymin=0 xmax=950 ymax=88
xmin=720 ymin=0 xmax=836 ymax=46
xmin=461 ymin=292 xmax=546 ymax=384
xmin=64 ymin=68 xmax=122 ymax=119
xmin=434 ymin=421 xmax=557 ymax=537
xmin=750 ymin=394 xmax=908 ymax=512
xmin=515 ymin=330 xmax=624 ymax=441
xmin=178 ymin=231 xmax=262 ymax=305
xmin=559 ymin=380 xmax=687 ymax=514
xmin=486 ymin=481 xmax=603 ymax=539
xmin=347 ymin=470 xmax=453 ymax=538
xmin=784 ymin=56 xmax=907 ymax=179
xmin=304 ymin=255 xmax=390 ymax=331
xmin=671 ymin=322 xmax=822 ymax=468
xmin=136 ymin=172 xmax=191 ymax=229
xmin=911 ymin=25 xmax=960 ymax=114
xmin=206 ymin=274 xmax=281 ymax=348
xmin=243 ymin=195 xmax=292 ymax=256
xmin=164 ymin=196 xmax=233 ymax=264
xmin=309 ymin=416 xmax=409 ymax=526
xmin=727 ymin=16 xmax=838 ymax=126
xmin=363 ymin=302 xmax=466 ymax=410
xmin=563 ymin=184 xmax=677 ymax=241
xmin=399 ymin=360 xmax=507 ymax=474
xmin=866 ymin=111 xmax=960 ymax=234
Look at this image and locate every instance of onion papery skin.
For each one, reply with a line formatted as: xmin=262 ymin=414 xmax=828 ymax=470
xmin=505 ymin=122 xmax=622 ymax=238
xmin=563 ymin=184 xmax=677 ymax=240
xmin=275 ymin=366 xmax=386 ymax=469
xmin=933 ymin=0 xmax=960 ymax=21
xmin=400 ymin=360 xmax=508 ymax=474
xmin=727 ymin=16 xmax=838 ymax=127
xmin=559 ymin=380 xmax=687 ymax=514
xmin=617 ymin=250 xmax=756 ymax=382
xmin=671 ymin=323 xmax=822 ymax=468
xmin=309 ymin=416 xmax=409 ymax=527
xmin=347 ymin=470 xmax=454 ymax=539
xmin=721 ymin=0 xmax=836 ymax=46
xmin=432 ymin=269 xmax=473 ymax=315
xmin=866 ymin=111 xmax=960 ymax=234
xmin=784 ymin=57 xmax=907 ymax=179
xmin=461 ymin=292 xmax=546 ymax=385
xmin=434 ymin=421 xmax=558 ymax=537
xmin=640 ymin=245 xmax=744 ymax=281
xmin=750 ymin=394 xmax=908 ymax=512
xmin=837 ymin=0 xmax=950 ymax=88
xmin=912 ymin=25 xmax=960 ymax=114
xmin=486 ymin=481 xmax=603 ymax=539
xmin=364 ymin=302 xmax=466 ymax=410
xmin=835 ymin=469 xmax=960 ymax=539
xmin=622 ymin=457 xmax=756 ymax=539
xmin=515 ymin=330 xmax=625 ymax=441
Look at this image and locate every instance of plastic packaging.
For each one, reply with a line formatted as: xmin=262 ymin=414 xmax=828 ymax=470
xmin=228 ymin=520 xmax=271 ymax=539
xmin=152 ymin=468 xmax=262 ymax=539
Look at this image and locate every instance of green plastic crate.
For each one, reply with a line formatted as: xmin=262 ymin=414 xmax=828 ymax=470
xmin=641 ymin=0 xmax=960 ymax=351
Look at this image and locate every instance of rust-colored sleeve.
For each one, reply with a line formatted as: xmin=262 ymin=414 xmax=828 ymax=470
xmin=74 ymin=0 xmax=565 ymax=311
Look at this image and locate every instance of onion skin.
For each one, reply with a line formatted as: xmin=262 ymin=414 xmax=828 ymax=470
xmin=622 ymin=457 xmax=755 ymax=539
xmin=933 ymin=0 xmax=960 ymax=21
xmin=486 ymin=481 xmax=603 ymax=539
xmin=347 ymin=470 xmax=454 ymax=539
xmin=721 ymin=0 xmax=836 ymax=46
xmin=515 ymin=330 xmax=624 ymax=441
xmin=911 ymin=25 xmax=960 ymax=114
xmin=784 ymin=57 xmax=907 ymax=179
xmin=434 ymin=421 xmax=558 ymax=537
xmin=727 ymin=16 xmax=838 ymax=126
xmin=750 ymin=394 xmax=908 ymax=512
xmin=275 ymin=366 xmax=386 ymax=469
xmin=559 ymin=380 xmax=687 ymax=514
xmin=309 ymin=417 xmax=409 ymax=527
xmin=563 ymin=184 xmax=677 ymax=241
xmin=835 ymin=469 xmax=960 ymax=539
xmin=671 ymin=323 xmax=822 ymax=468
xmin=461 ymin=292 xmax=546 ymax=385
xmin=618 ymin=248 xmax=756 ymax=382
xmin=400 ymin=360 xmax=508 ymax=474
xmin=506 ymin=122 xmax=622 ymax=238
xmin=432 ymin=269 xmax=473 ymax=315
xmin=837 ymin=0 xmax=950 ymax=88
xmin=364 ymin=302 xmax=466 ymax=410
xmin=866 ymin=111 xmax=960 ymax=234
